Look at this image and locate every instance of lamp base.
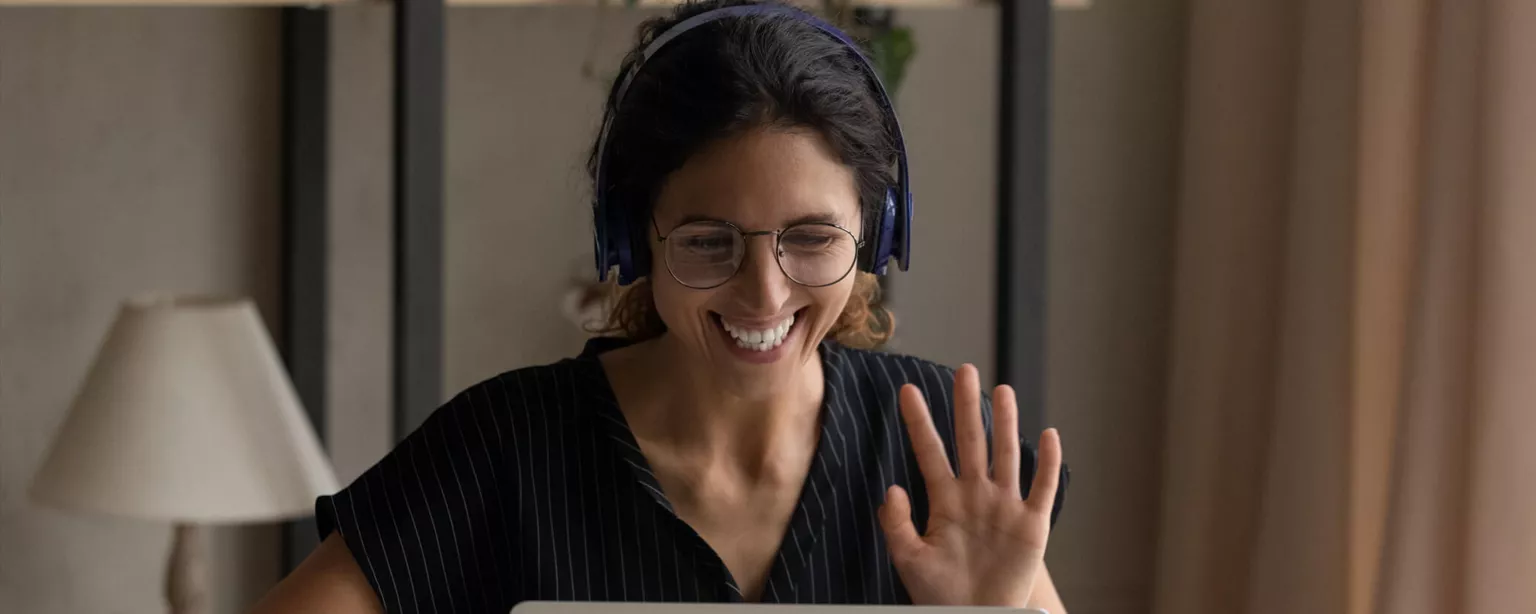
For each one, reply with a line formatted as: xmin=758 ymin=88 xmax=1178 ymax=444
xmin=165 ymin=523 xmax=209 ymax=614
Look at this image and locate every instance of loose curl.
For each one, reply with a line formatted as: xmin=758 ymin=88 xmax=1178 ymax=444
xmin=587 ymin=0 xmax=899 ymax=350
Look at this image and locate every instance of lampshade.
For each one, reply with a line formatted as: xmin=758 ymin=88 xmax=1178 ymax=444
xmin=29 ymin=294 xmax=338 ymax=524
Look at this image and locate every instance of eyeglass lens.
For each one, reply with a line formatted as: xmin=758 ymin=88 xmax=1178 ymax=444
xmin=663 ymin=221 xmax=857 ymax=289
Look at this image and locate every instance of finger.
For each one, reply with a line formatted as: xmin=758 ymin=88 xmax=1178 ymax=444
xmin=992 ymin=384 xmax=1022 ymax=498
xmin=899 ymin=383 xmax=957 ymax=498
xmin=1026 ymin=428 xmax=1063 ymax=515
xmin=879 ymin=485 xmax=926 ymax=563
xmin=952 ymin=364 xmax=988 ymax=481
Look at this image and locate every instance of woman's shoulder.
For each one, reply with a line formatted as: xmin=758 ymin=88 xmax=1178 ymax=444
xmin=821 ymin=340 xmax=963 ymax=399
xmin=435 ymin=347 xmax=609 ymax=427
xmin=316 ymin=360 xmax=600 ymax=614
xmin=452 ymin=358 xmax=592 ymax=403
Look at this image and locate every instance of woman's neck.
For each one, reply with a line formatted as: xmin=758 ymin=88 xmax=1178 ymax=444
xmin=601 ymin=334 xmax=824 ymax=479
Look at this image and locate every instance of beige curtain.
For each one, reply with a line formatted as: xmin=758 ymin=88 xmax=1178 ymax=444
xmin=1151 ymin=0 xmax=1535 ymax=613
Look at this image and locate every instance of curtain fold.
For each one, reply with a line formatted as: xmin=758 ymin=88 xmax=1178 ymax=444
xmin=1152 ymin=0 xmax=1535 ymax=612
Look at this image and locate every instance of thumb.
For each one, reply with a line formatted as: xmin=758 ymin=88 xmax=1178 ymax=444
xmin=879 ymin=485 xmax=925 ymax=563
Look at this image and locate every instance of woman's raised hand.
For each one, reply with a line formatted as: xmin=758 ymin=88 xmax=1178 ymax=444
xmin=878 ymin=364 xmax=1063 ymax=607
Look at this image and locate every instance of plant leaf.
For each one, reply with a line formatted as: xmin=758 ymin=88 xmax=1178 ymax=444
xmin=869 ymin=26 xmax=916 ymax=99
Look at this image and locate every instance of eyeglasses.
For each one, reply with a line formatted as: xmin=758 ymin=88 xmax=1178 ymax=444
xmin=653 ymin=217 xmax=863 ymax=289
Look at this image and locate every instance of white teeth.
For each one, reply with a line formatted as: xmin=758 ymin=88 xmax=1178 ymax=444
xmin=720 ymin=313 xmax=796 ymax=352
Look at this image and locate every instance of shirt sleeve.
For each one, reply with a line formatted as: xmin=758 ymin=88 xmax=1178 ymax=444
xmin=315 ymin=383 xmax=520 ymax=614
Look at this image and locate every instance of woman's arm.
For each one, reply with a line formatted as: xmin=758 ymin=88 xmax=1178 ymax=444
xmin=247 ymin=533 xmax=383 ymax=614
xmin=1028 ymin=565 xmax=1068 ymax=613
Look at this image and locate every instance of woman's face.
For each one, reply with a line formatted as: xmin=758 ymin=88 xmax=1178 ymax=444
xmin=648 ymin=127 xmax=862 ymax=398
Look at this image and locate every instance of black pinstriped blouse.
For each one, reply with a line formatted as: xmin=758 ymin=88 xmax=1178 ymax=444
xmin=316 ymin=337 xmax=1068 ymax=613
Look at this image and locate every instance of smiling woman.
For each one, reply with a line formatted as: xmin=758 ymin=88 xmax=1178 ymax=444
xmin=250 ymin=2 xmax=1068 ymax=613
xmin=608 ymin=127 xmax=879 ymax=386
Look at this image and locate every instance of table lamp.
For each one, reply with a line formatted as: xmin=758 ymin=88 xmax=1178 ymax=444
xmin=28 ymin=294 xmax=339 ymax=614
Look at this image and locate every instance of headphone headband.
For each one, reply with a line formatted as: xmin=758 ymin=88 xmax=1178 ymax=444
xmin=594 ymin=3 xmax=913 ymax=284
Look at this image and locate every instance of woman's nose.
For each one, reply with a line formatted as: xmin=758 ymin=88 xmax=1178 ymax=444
xmin=733 ymin=234 xmax=793 ymax=306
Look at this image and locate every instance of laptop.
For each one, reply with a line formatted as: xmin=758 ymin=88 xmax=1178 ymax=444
xmin=513 ymin=603 xmax=1049 ymax=614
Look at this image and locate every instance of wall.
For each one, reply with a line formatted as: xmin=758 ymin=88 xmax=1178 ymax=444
xmin=880 ymin=7 xmax=1001 ymax=383
xmin=442 ymin=5 xmax=652 ymax=393
xmin=327 ymin=3 xmax=396 ymax=485
xmin=0 ymin=9 xmax=284 ymax=613
xmin=1045 ymin=0 xmax=1186 ymax=612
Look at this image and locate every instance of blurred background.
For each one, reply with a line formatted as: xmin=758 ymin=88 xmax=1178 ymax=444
xmin=2 ymin=0 xmax=1532 ymax=613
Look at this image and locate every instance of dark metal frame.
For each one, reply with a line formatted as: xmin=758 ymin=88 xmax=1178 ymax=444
xmin=393 ymin=0 xmax=447 ymax=438
xmin=277 ymin=0 xmax=447 ymax=571
xmin=278 ymin=5 xmax=330 ymax=573
xmin=997 ymin=0 xmax=1052 ymax=436
xmin=652 ymin=219 xmax=864 ymax=290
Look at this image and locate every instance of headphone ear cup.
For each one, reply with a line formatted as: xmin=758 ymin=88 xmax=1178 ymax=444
xmin=605 ymin=196 xmax=635 ymax=285
xmin=628 ymin=209 xmax=651 ymax=284
xmin=594 ymin=197 xmax=617 ymax=282
xmin=608 ymin=200 xmax=657 ymax=285
xmin=898 ymin=190 xmax=913 ymax=271
xmin=868 ymin=187 xmax=898 ymax=275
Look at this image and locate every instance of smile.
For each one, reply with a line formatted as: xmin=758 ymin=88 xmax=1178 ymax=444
xmin=711 ymin=308 xmax=805 ymax=359
xmin=720 ymin=313 xmax=795 ymax=352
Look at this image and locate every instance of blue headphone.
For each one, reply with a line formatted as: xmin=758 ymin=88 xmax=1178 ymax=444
xmin=592 ymin=3 xmax=913 ymax=285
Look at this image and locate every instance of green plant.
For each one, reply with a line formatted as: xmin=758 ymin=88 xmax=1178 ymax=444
xmin=823 ymin=2 xmax=917 ymax=101
xmin=867 ymin=25 xmax=916 ymax=98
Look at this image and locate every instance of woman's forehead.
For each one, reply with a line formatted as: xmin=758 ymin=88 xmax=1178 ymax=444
xmin=654 ymin=128 xmax=861 ymax=227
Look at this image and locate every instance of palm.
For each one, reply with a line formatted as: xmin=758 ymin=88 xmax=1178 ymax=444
xmin=878 ymin=365 xmax=1063 ymax=607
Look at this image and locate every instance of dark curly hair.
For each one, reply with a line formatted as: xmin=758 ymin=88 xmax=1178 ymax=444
xmin=589 ymin=0 xmax=898 ymax=349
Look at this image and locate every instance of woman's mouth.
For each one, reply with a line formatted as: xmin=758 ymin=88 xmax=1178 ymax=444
xmin=720 ymin=313 xmax=796 ymax=352
xmin=710 ymin=308 xmax=805 ymax=362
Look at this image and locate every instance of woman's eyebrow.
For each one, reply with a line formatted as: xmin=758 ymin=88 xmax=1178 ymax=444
xmin=673 ymin=213 xmax=727 ymax=225
xmin=783 ymin=212 xmax=844 ymax=226
xmin=668 ymin=212 xmax=851 ymax=227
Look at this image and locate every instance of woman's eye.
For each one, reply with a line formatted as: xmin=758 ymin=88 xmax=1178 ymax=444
xmin=784 ymin=234 xmax=833 ymax=248
xmin=682 ymin=236 xmax=733 ymax=251
xmin=782 ymin=229 xmax=846 ymax=251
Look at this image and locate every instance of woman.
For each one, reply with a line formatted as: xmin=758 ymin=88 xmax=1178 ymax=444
xmin=254 ymin=1 xmax=1068 ymax=612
